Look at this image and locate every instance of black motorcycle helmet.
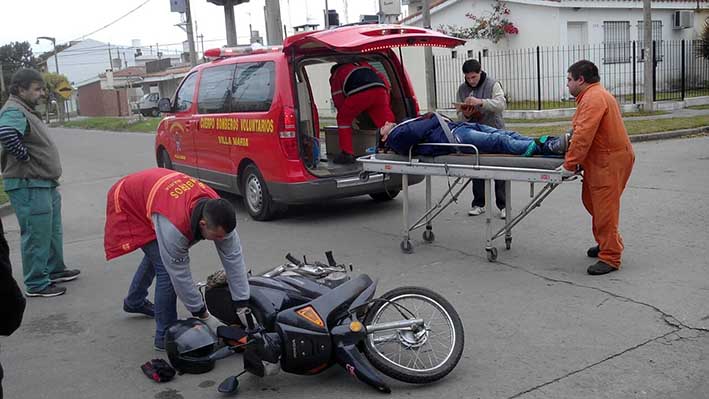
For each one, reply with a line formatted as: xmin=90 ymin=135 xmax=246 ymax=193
xmin=165 ymin=319 xmax=218 ymax=374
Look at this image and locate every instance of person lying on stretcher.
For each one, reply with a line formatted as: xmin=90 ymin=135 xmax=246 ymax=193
xmin=380 ymin=112 xmax=570 ymax=157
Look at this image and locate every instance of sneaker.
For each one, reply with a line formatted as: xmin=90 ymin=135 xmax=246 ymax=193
xmin=468 ymin=206 xmax=486 ymax=216
xmin=49 ymin=269 xmax=81 ymax=283
xmin=547 ymin=133 xmax=570 ymax=155
xmin=26 ymin=283 xmax=67 ymax=298
xmin=587 ymin=261 xmax=618 ymax=275
xmin=124 ymin=300 xmax=155 ymax=318
xmin=332 ymin=151 xmax=356 ymax=165
xmin=154 ymin=343 xmax=166 ymax=352
xmin=587 ymin=245 xmax=600 ymax=258
xmin=499 ymin=208 xmax=506 ymax=219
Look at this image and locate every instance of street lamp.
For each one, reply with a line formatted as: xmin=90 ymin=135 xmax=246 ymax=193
xmin=36 ymin=36 xmax=59 ymax=74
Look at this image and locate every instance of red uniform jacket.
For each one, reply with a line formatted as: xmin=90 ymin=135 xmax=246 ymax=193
xmin=329 ymin=62 xmax=390 ymax=110
xmin=104 ymin=168 xmax=219 ymax=260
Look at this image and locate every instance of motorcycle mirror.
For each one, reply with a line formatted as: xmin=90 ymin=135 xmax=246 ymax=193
xmin=217 ymin=375 xmax=239 ymax=394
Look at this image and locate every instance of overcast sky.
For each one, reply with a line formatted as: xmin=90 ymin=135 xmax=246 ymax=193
xmin=1 ymin=0 xmax=386 ymax=56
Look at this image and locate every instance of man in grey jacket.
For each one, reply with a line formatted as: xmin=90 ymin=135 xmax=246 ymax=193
xmin=456 ymin=59 xmax=509 ymax=219
xmin=0 ymin=69 xmax=80 ymax=298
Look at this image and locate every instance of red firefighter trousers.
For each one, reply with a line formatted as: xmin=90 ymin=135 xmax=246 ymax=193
xmin=336 ymin=87 xmax=394 ymax=155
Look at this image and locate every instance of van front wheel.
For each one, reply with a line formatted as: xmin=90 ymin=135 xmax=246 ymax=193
xmin=242 ymin=164 xmax=278 ymax=221
xmin=370 ymin=189 xmax=400 ymax=202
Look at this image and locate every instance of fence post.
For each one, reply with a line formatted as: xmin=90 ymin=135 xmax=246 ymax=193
xmin=632 ymin=41 xmax=637 ymax=105
xmin=652 ymin=40 xmax=657 ymax=101
xmin=536 ymin=46 xmax=541 ymax=111
xmin=681 ymin=39 xmax=686 ymax=100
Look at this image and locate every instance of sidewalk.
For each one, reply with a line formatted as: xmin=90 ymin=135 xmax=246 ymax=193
xmin=506 ymin=106 xmax=709 ymax=128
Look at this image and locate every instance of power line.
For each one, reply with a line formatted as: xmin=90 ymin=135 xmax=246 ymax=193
xmin=70 ymin=0 xmax=155 ymax=42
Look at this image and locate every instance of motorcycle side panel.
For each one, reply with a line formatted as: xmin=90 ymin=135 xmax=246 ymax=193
xmin=276 ymin=323 xmax=333 ymax=375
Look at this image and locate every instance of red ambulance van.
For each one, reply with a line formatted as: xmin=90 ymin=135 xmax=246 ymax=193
xmin=155 ymin=25 xmax=463 ymax=220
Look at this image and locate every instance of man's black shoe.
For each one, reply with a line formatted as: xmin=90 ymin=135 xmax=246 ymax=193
xmin=26 ymin=283 xmax=67 ymax=298
xmin=124 ymin=300 xmax=155 ymax=318
xmin=332 ymin=151 xmax=356 ymax=165
xmin=50 ymin=269 xmax=81 ymax=283
xmin=587 ymin=245 xmax=600 ymax=258
xmin=587 ymin=261 xmax=617 ymax=275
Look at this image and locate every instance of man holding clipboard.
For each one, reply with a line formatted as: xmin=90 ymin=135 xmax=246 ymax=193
xmin=455 ymin=59 xmax=508 ymax=219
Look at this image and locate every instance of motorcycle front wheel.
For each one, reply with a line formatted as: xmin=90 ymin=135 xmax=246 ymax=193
xmin=362 ymin=287 xmax=464 ymax=384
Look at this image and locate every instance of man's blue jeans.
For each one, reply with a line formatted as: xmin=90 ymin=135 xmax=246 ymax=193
xmin=125 ymin=240 xmax=177 ymax=347
xmin=453 ymin=124 xmax=534 ymax=155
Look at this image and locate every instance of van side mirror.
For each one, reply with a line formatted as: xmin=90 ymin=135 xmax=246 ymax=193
xmin=158 ymin=98 xmax=173 ymax=113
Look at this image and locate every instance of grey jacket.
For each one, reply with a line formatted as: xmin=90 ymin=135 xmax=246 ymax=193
xmin=152 ymin=213 xmax=250 ymax=313
xmin=456 ymin=74 xmax=506 ymax=129
xmin=0 ymin=96 xmax=62 ymax=180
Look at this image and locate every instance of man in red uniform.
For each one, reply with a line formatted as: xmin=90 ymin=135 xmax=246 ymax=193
xmin=561 ymin=60 xmax=635 ymax=275
xmin=329 ymin=61 xmax=395 ymax=164
xmin=104 ymin=168 xmax=250 ymax=350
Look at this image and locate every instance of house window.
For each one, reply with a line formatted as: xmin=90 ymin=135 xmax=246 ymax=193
xmin=467 ymin=50 xmax=474 ymax=58
xmin=603 ymin=21 xmax=631 ymax=64
xmin=637 ymin=20 xmax=663 ymax=61
xmin=451 ymin=50 xmax=457 ymax=59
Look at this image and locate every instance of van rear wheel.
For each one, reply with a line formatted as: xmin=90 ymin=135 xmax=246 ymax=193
xmin=370 ymin=189 xmax=400 ymax=202
xmin=242 ymin=164 xmax=279 ymax=221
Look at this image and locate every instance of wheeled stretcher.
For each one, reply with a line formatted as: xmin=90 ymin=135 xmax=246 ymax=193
xmin=358 ymin=143 xmax=569 ymax=262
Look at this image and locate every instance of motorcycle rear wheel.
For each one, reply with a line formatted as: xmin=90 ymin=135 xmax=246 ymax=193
xmin=362 ymin=287 xmax=464 ymax=384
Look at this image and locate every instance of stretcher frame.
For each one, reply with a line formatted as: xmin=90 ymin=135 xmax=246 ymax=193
xmin=358 ymin=143 xmax=569 ymax=261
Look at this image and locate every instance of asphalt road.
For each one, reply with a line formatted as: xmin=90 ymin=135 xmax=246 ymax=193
xmin=1 ymin=127 xmax=708 ymax=399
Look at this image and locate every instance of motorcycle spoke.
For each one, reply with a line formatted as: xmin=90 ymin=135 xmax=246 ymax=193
xmin=371 ymin=333 xmax=399 ymax=344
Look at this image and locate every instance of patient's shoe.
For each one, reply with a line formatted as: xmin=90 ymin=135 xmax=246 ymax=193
xmin=468 ymin=206 xmax=485 ymax=216
xmin=546 ymin=133 xmax=569 ymax=155
xmin=333 ymin=151 xmax=356 ymax=164
xmin=499 ymin=208 xmax=506 ymax=219
xmin=587 ymin=245 xmax=600 ymax=258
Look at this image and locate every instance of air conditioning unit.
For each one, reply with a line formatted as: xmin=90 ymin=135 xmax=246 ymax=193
xmin=672 ymin=10 xmax=693 ymax=29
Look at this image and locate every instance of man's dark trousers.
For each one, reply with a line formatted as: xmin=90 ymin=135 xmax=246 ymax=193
xmin=472 ymin=179 xmax=506 ymax=210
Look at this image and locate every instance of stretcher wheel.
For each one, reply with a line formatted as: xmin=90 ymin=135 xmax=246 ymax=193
xmin=423 ymin=230 xmax=435 ymax=243
xmin=400 ymin=239 xmax=413 ymax=254
xmin=486 ymin=247 xmax=498 ymax=262
xmin=505 ymin=237 xmax=512 ymax=250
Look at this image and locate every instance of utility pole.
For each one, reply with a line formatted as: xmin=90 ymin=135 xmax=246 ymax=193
xmin=185 ymin=0 xmax=198 ymax=66
xmin=108 ymin=43 xmax=114 ymax=69
xmin=264 ymin=0 xmax=284 ymax=45
xmin=224 ymin=0 xmax=238 ymax=46
xmin=642 ymin=0 xmax=653 ymax=112
xmin=422 ymin=0 xmax=436 ymax=112
xmin=324 ymin=0 xmax=330 ymax=29
xmin=0 ymin=63 xmax=5 ymax=96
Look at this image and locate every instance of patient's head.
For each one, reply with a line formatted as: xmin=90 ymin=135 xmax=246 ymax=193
xmin=380 ymin=121 xmax=397 ymax=142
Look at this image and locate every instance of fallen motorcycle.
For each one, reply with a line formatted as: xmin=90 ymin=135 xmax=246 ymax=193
xmin=198 ymin=252 xmax=464 ymax=394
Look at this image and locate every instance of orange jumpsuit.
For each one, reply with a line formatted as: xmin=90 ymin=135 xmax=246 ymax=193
xmin=564 ymin=83 xmax=635 ymax=269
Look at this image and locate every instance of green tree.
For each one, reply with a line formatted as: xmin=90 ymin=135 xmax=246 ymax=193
xmin=701 ymin=18 xmax=709 ymax=60
xmin=42 ymin=72 xmax=71 ymax=122
xmin=0 ymin=41 xmax=37 ymax=104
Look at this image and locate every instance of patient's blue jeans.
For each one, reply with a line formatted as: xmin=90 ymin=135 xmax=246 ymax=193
xmin=452 ymin=124 xmax=534 ymax=155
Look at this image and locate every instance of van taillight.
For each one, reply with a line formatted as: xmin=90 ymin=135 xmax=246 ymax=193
xmin=279 ymin=109 xmax=299 ymax=160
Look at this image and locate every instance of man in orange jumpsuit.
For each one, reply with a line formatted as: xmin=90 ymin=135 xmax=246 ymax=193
xmin=561 ymin=60 xmax=635 ymax=275
xmin=329 ymin=61 xmax=395 ymax=164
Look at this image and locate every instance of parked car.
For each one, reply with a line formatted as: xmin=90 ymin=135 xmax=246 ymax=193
xmin=139 ymin=92 xmax=161 ymax=117
xmin=155 ymin=24 xmax=463 ymax=220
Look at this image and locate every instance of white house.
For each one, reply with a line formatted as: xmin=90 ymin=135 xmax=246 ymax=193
xmin=399 ymin=0 xmax=709 ymax=107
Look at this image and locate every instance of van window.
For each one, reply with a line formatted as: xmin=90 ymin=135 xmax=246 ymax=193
xmin=231 ymin=62 xmax=275 ymax=112
xmin=197 ymin=65 xmax=236 ymax=114
xmin=175 ymin=73 xmax=198 ymax=112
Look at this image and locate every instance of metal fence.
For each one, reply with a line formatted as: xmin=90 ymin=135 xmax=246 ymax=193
xmin=434 ymin=40 xmax=709 ymax=110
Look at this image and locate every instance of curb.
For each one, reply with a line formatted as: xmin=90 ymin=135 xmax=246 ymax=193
xmin=629 ymin=126 xmax=708 ymax=142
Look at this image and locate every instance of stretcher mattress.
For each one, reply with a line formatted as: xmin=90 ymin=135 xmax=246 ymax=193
xmin=372 ymin=153 xmax=565 ymax=170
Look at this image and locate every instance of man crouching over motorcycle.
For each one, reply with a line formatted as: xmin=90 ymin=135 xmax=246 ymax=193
xmin=103 ymin=168 xmax=251 ymax=351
